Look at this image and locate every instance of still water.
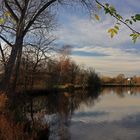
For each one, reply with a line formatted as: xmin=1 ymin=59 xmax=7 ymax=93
xmin=0 ymin=87 xmax=140 ymax=140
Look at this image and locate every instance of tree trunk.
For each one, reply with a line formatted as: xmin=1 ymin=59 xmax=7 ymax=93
xmin=1 ymin=37 xmax=23 ymax=92
xmin=12 ymin=45 xmax=23 ymax=91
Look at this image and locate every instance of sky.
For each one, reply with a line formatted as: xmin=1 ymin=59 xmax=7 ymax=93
xmin=54 ymin=0 xmax=140 ymax=77
xmin=0 ymin=0 xmax=139 ymax=77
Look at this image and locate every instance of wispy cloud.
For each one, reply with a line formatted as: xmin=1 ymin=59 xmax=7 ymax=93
xmin=71 ymin=55 xmax=140 ymax=76
xmin=55 ymin=15 xmax=135 ymax=47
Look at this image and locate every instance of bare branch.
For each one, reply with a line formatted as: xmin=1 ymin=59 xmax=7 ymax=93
xmin=21 ymin=0 xmax=30 ymax=20
xmin=14 ymin=0 xmax=22 ymax=12
xmin=0 ymin=24 xmax=16 ymax=31
xmin=0 ymin=35 xmax=13 ymax=47
xmin=4 ymin=0 xmax=19 ymax=22
xmin=23 ymin=0 xmax=57 ymax=35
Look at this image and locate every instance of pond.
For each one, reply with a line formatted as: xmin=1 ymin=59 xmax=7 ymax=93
xmin=0 ymin=87 xmax=140 ymax=140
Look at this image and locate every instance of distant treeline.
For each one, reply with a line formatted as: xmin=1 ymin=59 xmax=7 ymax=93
xmin=101 ymin=74 xmax=140 ymax=86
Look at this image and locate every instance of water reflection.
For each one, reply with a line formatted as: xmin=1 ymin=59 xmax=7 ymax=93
xmin=0 ymin=87 xmax=140 ymax=140
xmin=71 ymin=87 xmax=140 ymax=140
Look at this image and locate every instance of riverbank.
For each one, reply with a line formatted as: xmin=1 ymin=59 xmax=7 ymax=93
xmin=102 ymin=84 xmax=140 ymax=87
xmin=1 ymin=84 xmax=140 ymax=96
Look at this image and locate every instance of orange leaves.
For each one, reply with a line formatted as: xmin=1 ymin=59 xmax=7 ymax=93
xmin=94 ymin=14 xmax=100 ymax=21
xmin=4 ymin=11 xmax=11 ymax=17
xmin=108 ymin=25 xmax=120 ymax=38
xmin=108 ymin=28 xmax=118 ymax=38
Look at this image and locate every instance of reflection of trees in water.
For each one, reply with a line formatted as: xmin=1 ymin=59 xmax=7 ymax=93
xmin=41 ymin=89 xmax=101 ymax=140
xmin=101 ymin=87 xmax=140 ymax=98
xmin=0 ymin=94 xmax=49 ymax=140
xmin=0 ymin=89 xmax=101 ymax=140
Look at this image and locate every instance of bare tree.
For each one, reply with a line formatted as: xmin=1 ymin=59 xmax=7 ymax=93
xmin=18 ymin=32 xmax=55 ymax=90
xmin=0 ymin=0 xmax=57 ymax=91
xmin=0 ymin=0 xmax=96 ymax=92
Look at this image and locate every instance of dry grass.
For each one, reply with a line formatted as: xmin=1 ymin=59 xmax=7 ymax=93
xmin=0 ymin=93 xmax=8 ymax=111
xmin=0 ymin=93 xmax=49 ymax=140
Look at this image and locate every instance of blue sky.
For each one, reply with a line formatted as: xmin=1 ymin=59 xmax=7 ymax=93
xmin=54 ymin=0 xmax=140 ymax=77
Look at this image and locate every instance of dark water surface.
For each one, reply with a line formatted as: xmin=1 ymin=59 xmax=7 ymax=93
xmin=0 ymin=87 xmax=140 ymax=140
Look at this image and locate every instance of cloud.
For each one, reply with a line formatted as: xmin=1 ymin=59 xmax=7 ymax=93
xmin=54 ymin=1 xmax=140 ymax=76
xmin=71 ymin=44 xmax=140 ymax=76
xmin=55 ymin=15 xmax=134 ymax=47
xmin=73 ymin=46 xmax=130 ymax=57
xmin=71 ymin=54 xmax=140 ymax=76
